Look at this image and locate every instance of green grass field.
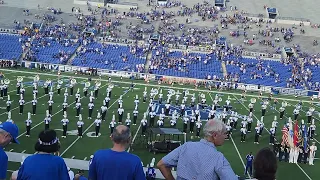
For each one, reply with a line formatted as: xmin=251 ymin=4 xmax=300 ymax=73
xmin=2 ymin=68 xmax=320 ymax=180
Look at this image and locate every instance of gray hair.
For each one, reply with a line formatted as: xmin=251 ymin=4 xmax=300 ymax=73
xmin=203 ymin=119 xmax=226 ymax=138
xmin=112 ymin=126 xmax=131 ymax=144
xmin=0 ymin=128 xmax=8 ymax=134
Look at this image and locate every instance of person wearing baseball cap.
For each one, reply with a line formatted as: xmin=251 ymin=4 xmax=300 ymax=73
xmin=0 ymin=122 xmax=20 ymax=180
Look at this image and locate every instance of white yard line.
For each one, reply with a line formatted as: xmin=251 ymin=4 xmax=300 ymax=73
xmin=208 ymin=92 xmax=251 ymax=178
xmin=59 ymin=84 xmax=128 ymax=157
xmin=1 ymin=69 xmax=317 ymax=104
xmin=232 ymin=94 xmax=312 ymax=180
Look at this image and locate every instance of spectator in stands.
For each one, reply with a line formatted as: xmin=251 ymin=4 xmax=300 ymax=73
xmin=0 ymin=122 xmax=20 ymax=180
xmin=88 ymin=125 xmax=145 ymax=180
xmin=17 ymin=129 xmax=69 ymax=180
xmin=253 ymin=147 xmax=277 ymax=180
xmin=157 ymin=119 xmax=238 ymax=180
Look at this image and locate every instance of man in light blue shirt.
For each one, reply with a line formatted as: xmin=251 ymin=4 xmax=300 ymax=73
xmin=157 ymin=119 xmax=238 ymax=180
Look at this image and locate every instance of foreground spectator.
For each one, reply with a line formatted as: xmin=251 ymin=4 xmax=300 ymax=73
xmin=157 ymin=119 xmax=238 ymax=180
xmin=74 ymin=170 xmax=87 ymax=180
xmin=17 ymin=129 xmax=69 ymax=180
xmin=89 ymin=125 xmax=145 ymax=180
xmin=0 ymin=122 xmax=20 ymax=180
xmin=253 ymin=147 xmax=277 ymax=180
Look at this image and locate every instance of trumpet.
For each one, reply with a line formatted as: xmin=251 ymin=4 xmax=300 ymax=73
xmin=251 ymin=98 xmax=256 ymax=104
xmin=17 ymin=76 xmax=23 ymax=83
xmin=4 ymin=78 xmax=10 ymax=85
xmin=282 ymin=101 xmax=287 ymax=107
xmin=85 ymin=81 xmax=91 ymax=88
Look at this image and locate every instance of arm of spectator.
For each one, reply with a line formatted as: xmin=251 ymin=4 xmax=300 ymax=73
xmin=88 ymin=155 xmax=97 ymax=180
xmin=215 ymin=155 xmax=238 ymax=180
xmin=60 ymin=159 xmax=70 ymax=180
xmin=0 ymin=154 xmax=7 ymax=180
xmin=134 ymin=160 xmax=145 ymax=180
xmin=17 ymin=163 xmax=25 ymax=180
xmin=157 ymin=145 xmax=184 ymax=180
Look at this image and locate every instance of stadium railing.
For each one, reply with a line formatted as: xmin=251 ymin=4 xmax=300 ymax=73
xmin=14 ymin=60 xmax=319 ymax=98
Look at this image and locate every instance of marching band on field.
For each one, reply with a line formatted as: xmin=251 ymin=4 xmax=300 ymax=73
xmin=0 ymin=74 xmax=319 ymax=166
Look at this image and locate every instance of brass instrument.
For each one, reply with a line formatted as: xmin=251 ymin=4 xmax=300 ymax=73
xmin=17 ymin=76 xmax=23 ymax=83
xmin=251 ymin=98 xmax=256 ymax=104
xmin=85 ymin=81 xmax=91 ymax=88
xmin=34 ymin=75 xmax=40 ymax=82
xmin=282 ymin=101 xmax=288 ymax=107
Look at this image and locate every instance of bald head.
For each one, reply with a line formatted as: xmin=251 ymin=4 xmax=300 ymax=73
xmin=111 ymin=125 xmax=131 ymax=145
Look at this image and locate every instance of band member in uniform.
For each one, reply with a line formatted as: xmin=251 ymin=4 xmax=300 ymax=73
xmin=61 ymin=111 xmax=69 ymax=138
xmin=104 ymin=95 xmax=110 ymax=108
xmin=125 ymin=113 xmax=131 ymax=128
xmin=94 ymin=113 xmax=102 ymax=137
xmin=261 ymin=103 xmax=267 ymax=117
xmin=149 ymin=107 xmax=156 ymax=127
xmin=143 ymin=87 xmax=147 ymax=103
xmin=75 ymin=99 xmax=81 ymax=117
xmin=269 ymin=126 xmax=276 ymax=145
xmin=31 ymin=94 xmax=37 ymax=115
xmin=19 ymin=94 xmax=25 ymax=114
xmin=63 ymin=88 xmax=69 ymax=97
xmin=279 ymin=106 xmax=285 ymax=120
xmin=134 ymin=95 xmax=139 ymax=107
xmin=117 ymin=104 xmax=124 ymax=124
xmin=44 ymin=110 xmax=51 ymax=130
xmin=247 ymin=115 xmax=253 ymax=132
xmin=141 ymin=113 xmax=148 ymax=136
xmin=309 ymin=119 xmax=316 ymax=140
xmin=183 ymin=111 xmax=189 ymax=133
xmin=6 ymin=95 xmax=11 ymax=112
xmin=69 ymin=79 xmax=74 ymax=96
xmin=240 ymin=126 xmax=247 ymax=142
xmin=57 ymin=80 xmax=62 ymax=95
xmin=88 ymin=100 xmax=94 ymax=119
xmin=248 ymin=103 xmax=254 ymax=113
xmin=43 ymin=81 xmax=49 ymax=94
xmin=83 ymin=84 xmax=88 ymax=97
xmin=133 ymin=106 xmax=138 ymax=125
xmin=165 ymin=101 xmax=170 ymax=116
xmin=16 ymin=80 xmax=21 ymax=95
xmin=25 ymin=112 xmax=32 ymax=137
xmin=6 ymin=111 xmax=13 ymax=123
xmin=307 ymin=109 xmax=313 ymax=124
xmin=77 ymin=114 xmax=84 ymax=138
xmin=32 ymin=85 xmax=38 ymax=97
xmin=309 ymin=142 xmax=317 ymax=165
xmin=75 ymin=88 xmax=80 ymax=103
xmin=118 ymin=95 xmax=123 ymax=108
xmin=189 ymin=110 xmax=196 ymax=133
xmin=254 ymin=124 xmax=260 ymax=144
xmin=109 ymin=114 xmax=117 ymax=136
xmin=100 ymin=101 xmax=108 ymax=121
xmin=157 ymin=118 xmax=164 ymax=128
xmin=62 ymin=96 xmax=68 ymax=112
xmin=0 ymin=81 xmax=4 ymax=99
xmin=293 ymin=108 xmax=299 ymax=120
xmin=195 ymin=117 xmax=202 ymax=138
xmin=48 ymin=95 xmax=54 ymax=115
xmin=158 ymin=89 xmax=163 ymax=104
xmin=226 ymin=123 xmax=231 ymax=140
xmin=3 ymin=81 xmax=8 ymax=97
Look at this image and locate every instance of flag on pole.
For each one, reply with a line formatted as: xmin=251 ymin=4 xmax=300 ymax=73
xmin=288 ymin=118 xmax=294 ymax=147
xmin=281 ymin=125 xmax=289 ymax=146
xmin=293 ymin=121 xmax=299 ymax=147
xmin=303 ymin=124 xmax=308 ymax=151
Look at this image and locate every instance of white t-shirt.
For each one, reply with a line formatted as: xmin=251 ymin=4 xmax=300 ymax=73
xmin=68 ymin=169 xmax=75 ymax=180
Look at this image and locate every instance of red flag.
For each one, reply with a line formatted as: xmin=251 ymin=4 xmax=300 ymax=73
xmin=281 ymin=126 xmax=289 ymax=146
xmin=293 ymin=121 xmax=299 ymax=147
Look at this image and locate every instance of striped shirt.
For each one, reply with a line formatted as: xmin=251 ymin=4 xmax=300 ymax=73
xmin=162 ymin=139 xmax=237 ymax=180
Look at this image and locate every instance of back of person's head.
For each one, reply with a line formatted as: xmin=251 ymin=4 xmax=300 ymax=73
xmin=111 ymin=125 xmax=131 ymax=145
xmin=74 ymin=174 xmax=80 ymax=180
xmin=254 ymin=147 xmax=277 ymax=180
xmin=203 ymin=119 xmax=226 ymax=146
xmin=35 ymin=129 xmax=60 ymax=153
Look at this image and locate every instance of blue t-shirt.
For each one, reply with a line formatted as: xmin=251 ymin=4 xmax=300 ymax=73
xmin=17 ymin=154 xmax=69 ymax=180
xmin=0 ymin=147 xmax=8 ymax=179
xmin=246 ymin=154 xmax=254 ymax=166
xmin=89 ymin=149 xmax=145 ymax=180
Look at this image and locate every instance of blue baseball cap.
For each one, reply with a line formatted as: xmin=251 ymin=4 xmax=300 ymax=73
xmin=0 ymin=122 xmax=20 ymax=144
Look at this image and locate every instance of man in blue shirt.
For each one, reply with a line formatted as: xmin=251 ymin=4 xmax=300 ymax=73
xmin=89 ymin=125 xmax=145 ymax=180
xmin=157 ymin=119 xmax=238 ymax=180
xmin=245 ymin=152 xmax=254 ymax=177
xmin=0 ymin=122 xmax=20 ymax=180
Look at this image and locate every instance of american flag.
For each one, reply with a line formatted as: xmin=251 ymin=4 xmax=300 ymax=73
xmin=281 ymin=126 xmax=289 ymax=146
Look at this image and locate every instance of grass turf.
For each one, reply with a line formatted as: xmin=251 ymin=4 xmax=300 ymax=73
xmin=1 ymin=68 xmax=320 ymax=180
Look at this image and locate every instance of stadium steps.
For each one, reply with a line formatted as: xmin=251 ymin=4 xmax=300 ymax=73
xmin=18 ymin=36 xmax=36 ymax=63
xmin=144 ymin=50 xmax=153 ymax=73
xmin=67 ymin=45 xmax=83 ymax=65
xmin=221 ymin=61 xmax=228 ymax=77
